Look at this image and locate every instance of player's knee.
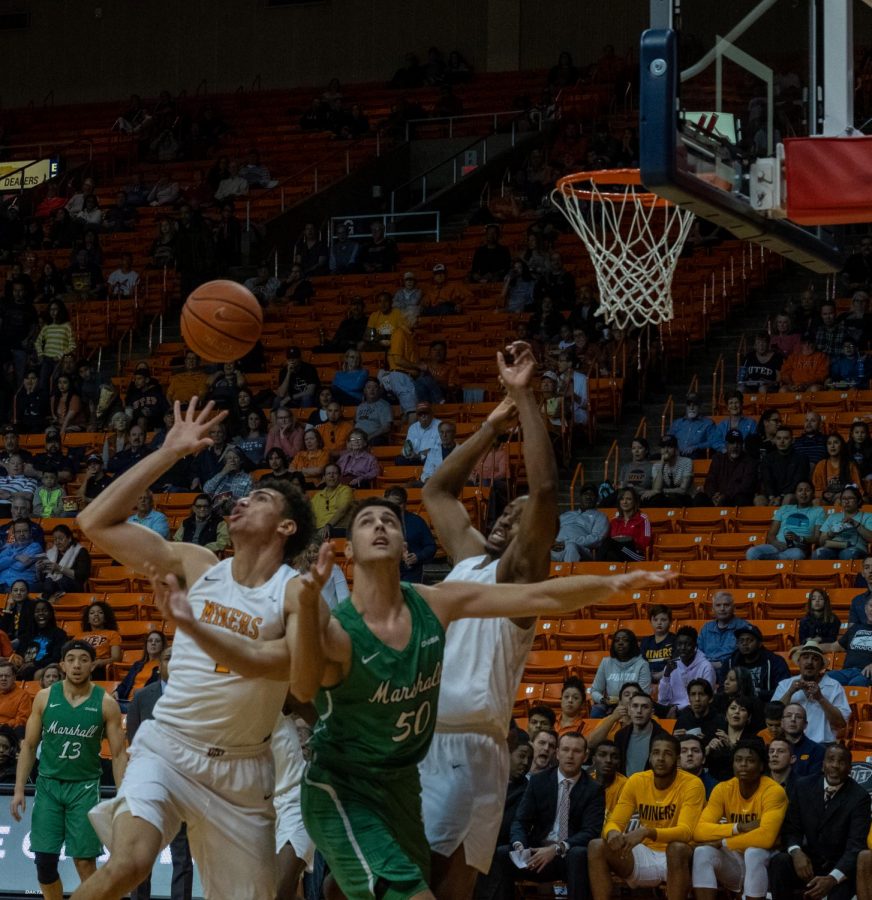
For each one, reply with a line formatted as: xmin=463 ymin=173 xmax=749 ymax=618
xmin=589 ymin=837 xmax=605 ymax=858
xmin=34 ymin=851 xmax=60 ymax=885
xmin=666 ymin=841 xmax=692 ymax=864
xmin=104 ymin=845 xmax=154 ymax=885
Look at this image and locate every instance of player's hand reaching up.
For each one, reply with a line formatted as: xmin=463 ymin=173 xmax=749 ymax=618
xmin=497 ymin=341 xmax=537 ymax=394
xmin=299 ymin=541 xmax=336 ymax=606
xmin=146 ymin=565 xmax=196 ymax=633
xmin=162 ymin=397 xmax=228 ymax=459
xmin=485 ymin=396 xmax=519 ymax=436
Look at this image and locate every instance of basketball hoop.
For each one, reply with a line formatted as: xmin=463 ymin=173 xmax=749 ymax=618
xmin=551 ymin=169 xmax=695 ymax=330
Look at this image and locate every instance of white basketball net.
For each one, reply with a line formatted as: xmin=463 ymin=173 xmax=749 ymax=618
xmin=552 ymin=177 xmax=695 ymax=330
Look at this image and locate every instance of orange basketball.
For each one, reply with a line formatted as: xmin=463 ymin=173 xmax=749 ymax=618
xmin=180 ymin=280 xmax=263 ymax=363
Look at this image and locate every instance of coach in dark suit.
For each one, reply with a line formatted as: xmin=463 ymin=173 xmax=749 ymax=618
xmin=127 ymin=646 xmax=194 ymax=900
xmin=770 ymin=744 xmax=871 ymax=900
xmin=495 ymin=732 xmax=604 ymax=900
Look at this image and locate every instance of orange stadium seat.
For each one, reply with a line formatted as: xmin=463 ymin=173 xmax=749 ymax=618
xmin=513 ymin=683 xmax=544 ymax=716
xmin=748 ymin=619 xmax=795 ymax=652
xmin=646 ymin=589 xmax=704 ymax=619
xmin=552 ymin=620 xmax=618 ymax=652
xmin=522 ymin=651 xmax=581 ymax=683
xmin=678 ymin=507 xmax=734 ymax=534
xmin=734 ymin=507 xmax=778 ymax=533
xmin=679 ymin=561 xmax=734 ymax=589
xmin=733 ymin=560 xmax=792 ymax=590
xmin=654 ymin=533 xmax=709 ymax=561
xmin=757 ymin=590 xmax=810 ymax=618
xmin=533 ymin=619 xmax=559 ymax=650
xmin=792 ymin=560 xmax=853 ymax=588
xmin=584 ymin=591 xmax=648 ymax=620
xmin=707 ymin=533 xmax=765 ymax=560
xmin=851 ymin=721 xmax=872 ymax=751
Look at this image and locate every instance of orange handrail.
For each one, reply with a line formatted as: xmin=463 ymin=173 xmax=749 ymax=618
xmin=569 ymin=463 xmax=586 ymax=510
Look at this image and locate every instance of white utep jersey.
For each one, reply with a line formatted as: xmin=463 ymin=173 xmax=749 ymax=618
xmin=272 ymin=712 xmax=306 ymax=798
xmin=437 ymin=554 xmax=535 ymax=736
xmin=154 ymin=557 xmax=298 ymax=747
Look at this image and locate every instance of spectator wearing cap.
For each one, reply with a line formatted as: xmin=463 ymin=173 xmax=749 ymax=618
xmin=695 ymin=429 xmax=759 ymax=506
xmin=30 ymin=427 xmax=76 ymax=484
xmin=400 ymin=403 xmax=442 ymax=466
xmin=125 ymin=364 xmax=168 ymax=431
xmin=668 ymin=393 xmax=715 ymax=459
xmin=729 ymin=624 xmax=791 ymax=701
xmin=812 ymin=485 xmax=872 ymax=560
xmin=383 ymin=487 xmax=435 ymax=582
xmin=127 ymin=490 xmax=170 ymax=538
xmin=773 ymin=640 xmax=850 ymax=743
xmin=392 ymin=272 xmax=423 ymax=323
xmin=759 ymin=426 xmax=811 ymax=505
xmin=470 ymin=223 xmax=512 ymax=283
xmin=747 ymin=481 xmax=823 ymax=560
xmin=328 ymin=222 xmax=361 ymax=275
xmin=551 ymin=484 xmax=609 ymax=562
xmin=711 ymin=391 xmax=757 ymax=452
xmin=76 ymin=454 xmax=112 ymax=506
xmin=738 ymin=331 xmax=784 ymax=394
xmin=275 ymin=347 xmax=319 ymax=410
xmin=646 ymin=435 xmax=694 ymax=507
xmin=816 ymin=594 xmax=872 ymax=686
xmin=780 ymin=336 xmax=829 ymax=392
xmin=421 ymin=263 xmax=471 ymax=316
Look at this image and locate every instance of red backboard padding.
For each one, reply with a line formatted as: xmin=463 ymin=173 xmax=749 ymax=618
xmin=784 ymin=136 xmax=872 ymax=225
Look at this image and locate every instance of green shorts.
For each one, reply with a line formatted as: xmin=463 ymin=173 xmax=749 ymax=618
xmin=301 ymin=764 xmax=430 ymax=900
xmin=31 ymin=775 xmax=103 ymax=859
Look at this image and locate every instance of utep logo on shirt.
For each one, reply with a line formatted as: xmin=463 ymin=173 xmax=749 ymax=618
xmin=199 ymin=599 xmax=262 ymax=640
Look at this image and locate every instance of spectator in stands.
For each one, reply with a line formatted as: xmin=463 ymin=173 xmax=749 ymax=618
xmin=678 ymin=732 xmax=718 ymax=797
xmin=773 ymin=641 xmax=850 ymax=742
xmin=173 ymin=494 xmax=231 ymax=553
xmin=747 ymin=481 xmax=822 ymax=560
xmin=275 ymin=347 xmax=319 ymax=410
xmin=528 ymin=295 xmax=565 ymax=343
xmin=777 ymin=702 xmax=825 ymax=777
xmin=65 ymin=177 xmax=95 ymax=216
xmin=0 ymin=454 xmax=38 ymax=510
xmin=166 ymin=350 xmax=208 ymax=406
xmin=765 ymin=737 xmax=796 ymax=791
xmin=238 ymin=148 xmax=276 ymax=188
xmin=850 ymin=576 xmax=872 ymax=625
xmin=527 ymin=706 xmax=557 ymax=741
xmin=614 ymin=437 xmax=654 ymax=500
xmin=791 ymin=289 xmax=822 ymax=335
xmin=501 ymin=258 xmax=536 ymax=313
xmin=556 ymin=349 xmax=590 ymax=434
xmin=175 ymin=204 xmax=217 ymax=298
xmin=293 ymin=222 xmax=328 ymax=277
xmin=321 ymin=296 xmax=367 ymax=353
xmin=470 ymin=224 xmax=511 ymax=283
xmin=213 ymin=203 xmax=242 ymax=269
xmin=126 ymin=489 xmax=170 ymax=538
xmin=814 ymin=301 xmax=848 ymax=357
xmin=640 ymin=606 xmax=675 ymax=682
xmin=658 ymin=626 xmax=716 ymax=712
xmin=816 ymin=596 xmax=872 ymax=685
xmin=145 ymin=175 xmax=180 ymax=208
xmin=590 ymin=630 xmax=652 ymax=718
xmin=316 ymin=402 xmax=355 ymax=458
xmin=601 ymin=487 xmax=651 ymax=562
xmin=203 ymin=446 xmax=253 ymax=508
xmin=587 ymin=682 xmax=644 ymax=751
xmin=702 ymin=699 xmax=759 ymax=782
xmin=73 ymin=193 xmax=103 ymax=232
xmin=32 ymin=428 xmax=76 ymax=484
xmin=422 ymin=262 xmax=471 ymax=316
xmin=3 ymin=282 xmax=39 ymax=385
xmin=327 ymin=223 xmax=360 ymax=275
xmin=106 ymin=253 xmax=140 ymax=300
xmin=150 ymin=218 xmax=177 ymax=269
xmin=738 ymin=331 xmax=784 ymax=393
xmin=115 ymin=630 xmax=166 ymax=703
xmin=336 ymin=429 xmax=379 ymax=488
xmin=839 ymin=291 xmax=872 ymax=348
xmin=421 ymin=341 xmax=459 ymax=402
xmin=647 ymin=435 xmax=693 ymax=507
xmin=828 ymin=336 xmax=869 ymax=388
xmin=360 ymin=221 xmax=397 ymax=273
xmin=813 ymin=434 xmax=863 ymax=504
xmin=0 ymin=662 xmax=31 ymax=736
xmin=74 ymin=600 xmax=122 ymax=676
xmin=674 ymin=678 xmax=728 ymax=742
xmin=0 ymin=520 xmax=43 ymax=590
xmin=697 ymin=430 xmax=758 ymax=506
xmin=382 ymin=309 xmax=446 ymax=417
xmin=711 ymin=391 xmax=757 ymax=451
xmin=0 ymin=723 xmax=19 ymax=781
xmin=76 ymin=454 xmax=112 ymax=507
xmin=813 ymin=486 xmax=872 ymax=559
xmin=847 ymin=422 xmax=872 ymax=486
xmin=309 ymin=386 xmax=338 ymax=427
xmin=311 ymin=463 xmax=354 ymax=534
xmin=392 ymin=272 xmax=423 ymax=322
xmin=291 ymin=428 xmax=329 ymax=486
xmin=274 ymin=263 xmax=314 ymax=306
xmin=528 ymin=728 xmax=559 ymax=776
xmin=213 ymin=160 xmax=248 ymax=202
xmin=48 ymin=375 xmax=87 ymax=435
xmin=780 ymin=335 xmax=829 ymax=392
xmin=47 ymin=208 xmax=76 ymax=249
xmin=17 ymin=600 xmax=66 ymax=681
xmin=31 ymin=467 xmax=66 ymax=518
xmin=842 ymin=236 xmax=872 ymax=292
xmin=64 ymin=247 xmax=104 ymax=299
xmin=797 ymin=588 xmax=842 ymax=643
xmin=384 ymin=486 xmax=436 ymax=582
xmin=771 ymin=311 xmax=801 ymax=356
xmin=34 ymin=261 xmax=67 ymax=305
xmin=34 ymin=298 xmax=75 ymax=390
xmin=354 ymin=378 xmax=393 ymax=445
xmin=0 ymin=428 xmax=33 ymax=474
xmin=331 ymin=348 xmax=368 ymax=405
xmin=103 ymin=191 xmax=138 ymax=233
xmin=234 ymin=409 xmax=268 ymax=466
xmin=262 ymin=447 xmax=294 ymax=485
xmin=555 ymin=676 xmax=588 ymax=736
xmin=419 ymin=420 xmax=458 ymax=484
xmin=746 ymin=409 xmax=782 ymax=461
xmin=730 ymin=624 xmax=790 ymax=701
xmin=243 ymin=265 xmax=281 ymax=306
xmin=613 ymin=692 xmax=665 ymax=776
xmin=366 ymin=291 xmax=406 ymax=347
xmin=698 ymin=591 xmax=750 ymax=677
xmin=107 ymin=423 xmax=150 ymax=478
xmin=759 ymin=426 xmax=810 ymax=504
xmin=551 ymin=484 xmax=609 ymax=562
xmin=668 ymin=393 xmax=715 ymax=459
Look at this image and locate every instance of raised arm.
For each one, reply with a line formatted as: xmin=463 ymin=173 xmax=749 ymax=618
xmin=496 ymin=345 xmax=559 ymax=584
xmin=77 ymin=399 xmax=224 ymax=579
xmin=424 ymin=569 xmax=675 ymax=627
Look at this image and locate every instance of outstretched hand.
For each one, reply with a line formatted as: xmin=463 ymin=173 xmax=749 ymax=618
xmin=486 ymin=396 xmax=519 ymax=436
xmin=299 ymin=542 xmax=335 ymax=605
xmin=146 ymin=564 xmax=196 ymax=633
xmin=497 ymin=341 xmax=537 ymax=393
xmin=162 ymin=397 xmax=228 ymax=459
xmin=613 ymin=570 xmax=677 ymax=593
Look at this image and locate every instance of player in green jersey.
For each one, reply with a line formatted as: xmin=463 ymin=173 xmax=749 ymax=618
xmin=11 ymin=639 xmax=126 ymax=900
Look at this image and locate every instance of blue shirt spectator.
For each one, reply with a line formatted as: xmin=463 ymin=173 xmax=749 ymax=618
xmin=127 ymin=492 xmax=170 ymax=539
xmin=697 ymin=591 xmax=750 ymax=675
xmin=0 ymin=528 xmax=43 ymax=589
xmin=668 ymin=394 xmax=715 ymax=459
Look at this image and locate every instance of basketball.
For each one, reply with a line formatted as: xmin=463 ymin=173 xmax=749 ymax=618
xmin=180 ymin=280 xmax=263 ymax=363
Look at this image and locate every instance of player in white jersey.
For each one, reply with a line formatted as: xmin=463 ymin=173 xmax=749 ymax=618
xmin=69 ymin=400 xmax=331 ymax=900
xmin=272 ymin=695 xmax=316 ymax=897
xmin=419 ymin=342 xmax=558 ymax=899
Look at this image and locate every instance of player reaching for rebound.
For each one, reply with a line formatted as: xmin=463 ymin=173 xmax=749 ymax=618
xmin=420 ymin=341 xmax=558 ymax=899
xmin=11 ymin=640 xmax=126 ymax=900
xmin=157 ymin=496 xmax=674 ymax=899
xmin=65 ymin=399 xmax=334 ymax=900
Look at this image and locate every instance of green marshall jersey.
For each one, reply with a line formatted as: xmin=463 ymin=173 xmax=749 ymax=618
xmin=310 ymin=583 xmax=445 ymax=778
xmin=39 ymin=681 xmax=105 ymax=782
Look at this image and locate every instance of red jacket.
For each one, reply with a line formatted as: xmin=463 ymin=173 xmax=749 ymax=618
xmin=609 ymin=512 xmax=652 ymax=550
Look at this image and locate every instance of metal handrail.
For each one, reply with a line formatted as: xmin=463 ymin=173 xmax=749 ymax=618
xmin=660 ymin=395 xmax=674 ymax=437
xmin=712 ymin=355 xmax=726 ymax=412
xmin=403 ymin=109 xmax=527 ymax=141
xmin=328 ymin=210 xmax=441 ymax=243
xmin=602 ymin=440 xmax=620 ymax=486
xmin=569 ymin=462 xmax=586 ymax=510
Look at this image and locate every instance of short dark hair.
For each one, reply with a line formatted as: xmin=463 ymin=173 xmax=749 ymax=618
xmin=61 ymin=639 xmax=96 ymax=661
xmin=384 ymin=486 xmax=407 ymax=504
xmin=0 ymin=722 xmax=19 ymax=754
xmin=726 ymin=694 xmax=755 ymax=716
xmin=647 ymin=604 xmax=672 ymax=621
xmin=678 ymin=733 xmax=705 ymax=752
xmin=687 ymin=678 xmax=714 ymax=697
xmin=764 ymin=701 xmax=785 ymax=720
xmin=650 ymin=733 xmax=681 ymax=755
xmin=675 ymin=625 xmax=698 ymax=642
xmin=527 ymin=705 xmax=556 ymax=725
xmin=732 ymin=737 xmax=768 ymax=767
xmin=824 ymin=742 xmax=852 ymax=764
xmin=562 ymin=676 xmax=585 ymax=694
xmin=610 ymin=628 xmax=640 ymax=659
xmin=595 ymin=739 xmax=619 ymax=754
xmin=257 ymin=478 xmax=316 ymax=561
xmin=558 ymin=731 xmax=587 ymax=748
xmin=0 ymin=661 xmax=16 ymax=676
xmin=348 ymin=498 xmax=404 ymax=539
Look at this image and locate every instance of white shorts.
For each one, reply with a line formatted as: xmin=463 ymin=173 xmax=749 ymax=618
xmin=90 ymin=720 xmax=277 ymax=900
xmin=274 ymin=784 xmax=315 ymax=872
xmin=419 ymin=731 xmax=508 ymax=874
xmin=692 ymin=845 xmax=773 ymax=896
xmin=626 ymin=844 xmax=668 ymax=888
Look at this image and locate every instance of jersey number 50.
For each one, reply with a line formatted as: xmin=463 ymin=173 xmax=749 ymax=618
xmin=392 ymin=701 xmax=431 ymax=743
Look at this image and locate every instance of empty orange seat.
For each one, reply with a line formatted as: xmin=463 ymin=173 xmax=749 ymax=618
xmin=734 ymin=560 xmax=792 ymax=589
xmin=533 ymin=619 xmax=559 ymax=650
xmin=850 ymin=721 xmax=872 ymax=751
xmin=552 ymin=620 xmax=618 ymax=652
xmin=707 ymin=533 xmax=765 ymax=560
xmin=747 ymin=619 xmax=795 ymax=652
xmin=679 ymin=561 xmax=734 ymax=589
xmin=791 ymin=560 xmax=852 ymax=588
xmin=646 ymin=589 xmax=705 ymax=619
xmin=583 ymin=591 xmax=648 ymax=620
xmin=522 ymin=650 xmax=581 ymax=683
xmin=654 ymin=533 xmax=709 ymax=561
xmin=734 ymin=506 xmax=779 ymax=533
xmin=678 ymin=507 xmax=734 ymax=534
xmin=513 ymin=682 xmax=544 ymax=715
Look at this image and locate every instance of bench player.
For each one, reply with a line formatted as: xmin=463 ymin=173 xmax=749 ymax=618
xmin=11 ymin=639 xmax=126 ymax=900
xmin=66 ymin=399 xmax=332 ymax=900
xmin=420 ymin=341 xmax=557 ymax=898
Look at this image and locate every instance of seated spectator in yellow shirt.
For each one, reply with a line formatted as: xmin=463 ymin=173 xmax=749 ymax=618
xmin=167 ymin=350 xmax=209 ymax=405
